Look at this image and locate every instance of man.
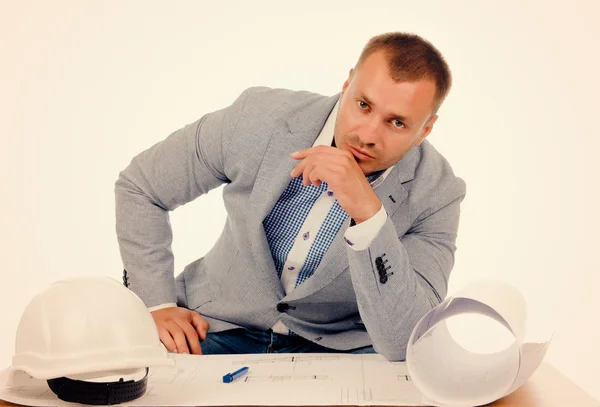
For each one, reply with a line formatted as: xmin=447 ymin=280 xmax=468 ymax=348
xmin=115 ymin=32 xmax=466 ymax=361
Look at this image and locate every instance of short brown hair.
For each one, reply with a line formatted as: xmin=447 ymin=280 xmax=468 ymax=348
xmin=356 ymin=32 xmax=452 ymax=114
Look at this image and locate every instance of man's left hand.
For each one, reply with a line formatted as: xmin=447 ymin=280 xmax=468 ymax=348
xmin=290 ymin=146 xmax=382 ymax=224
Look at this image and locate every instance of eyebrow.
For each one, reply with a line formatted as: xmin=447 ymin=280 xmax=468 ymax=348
xmin=360 ymin=92 xmax=412 ymax=126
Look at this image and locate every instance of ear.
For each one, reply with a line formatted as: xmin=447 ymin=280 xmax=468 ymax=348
xmin=416 ymin=114 xmax=438 ymax=146
xmin=342 ymin=68 xmax=354 ymax=94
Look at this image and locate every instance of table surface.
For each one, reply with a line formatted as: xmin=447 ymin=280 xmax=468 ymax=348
xmin=0 ymin=362 xmax=597 ymax=407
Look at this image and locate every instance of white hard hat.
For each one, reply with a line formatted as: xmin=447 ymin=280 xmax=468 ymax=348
xmin=11 ymin=276 xmax=174 ymax=404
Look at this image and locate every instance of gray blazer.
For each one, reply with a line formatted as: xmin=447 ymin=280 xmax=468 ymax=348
xmin=115 ymin=86 xmax=466 ymax=361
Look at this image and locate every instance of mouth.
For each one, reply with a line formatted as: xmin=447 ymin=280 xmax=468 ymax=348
xmin=348 ymin=145 xmax=374 ymax=160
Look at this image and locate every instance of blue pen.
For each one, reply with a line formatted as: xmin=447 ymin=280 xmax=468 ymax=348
xmin=222 ymin=366 xmax=249 ymax=383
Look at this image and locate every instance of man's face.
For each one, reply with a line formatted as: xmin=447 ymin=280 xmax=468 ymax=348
xmin=334 ymin=50 xmax=439 ymax=175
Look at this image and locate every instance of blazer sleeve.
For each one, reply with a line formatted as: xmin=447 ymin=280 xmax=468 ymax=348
xmin=114 ymin=88 xmax=252 ymax=307
xmin=345 ymin=175 xmax=466 ymax=361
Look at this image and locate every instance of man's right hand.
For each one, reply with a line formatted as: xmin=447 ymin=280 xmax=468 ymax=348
xmin=150 ymin=307 xmax=210 ymax=354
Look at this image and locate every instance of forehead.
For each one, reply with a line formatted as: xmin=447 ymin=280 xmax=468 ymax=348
xmin=352 ymin=53 xmax=437 ymax=124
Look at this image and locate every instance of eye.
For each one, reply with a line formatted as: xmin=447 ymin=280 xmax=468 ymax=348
xmin=357 ymin=100 xmax=369 ymax=110
xmin=392 ymin=119 xmax=405 ymax=129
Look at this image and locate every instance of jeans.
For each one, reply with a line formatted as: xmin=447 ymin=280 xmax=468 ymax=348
xmin=200 ymin=328 xmax=376 ymax=355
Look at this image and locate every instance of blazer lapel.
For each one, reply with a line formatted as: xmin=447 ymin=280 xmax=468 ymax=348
xmin=247 ymin=93 xmax=340 ymax=291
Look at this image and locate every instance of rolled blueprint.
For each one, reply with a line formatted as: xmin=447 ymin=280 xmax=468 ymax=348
xmin=406 ymin=280 xmax=552 ymax=407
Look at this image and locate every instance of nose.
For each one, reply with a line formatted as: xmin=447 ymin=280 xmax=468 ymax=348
xmin=356 ymin=116 xmax=381 ymax=146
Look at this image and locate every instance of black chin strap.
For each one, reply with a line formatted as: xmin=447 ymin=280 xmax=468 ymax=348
xmin=47 ymin=367 xmax=149 ymax=405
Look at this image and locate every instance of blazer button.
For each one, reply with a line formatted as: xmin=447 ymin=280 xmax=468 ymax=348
xmin=277 ymin=303 xmax=289 ymax=312
xmin=380 ymin=275 xmax=388 ymax=284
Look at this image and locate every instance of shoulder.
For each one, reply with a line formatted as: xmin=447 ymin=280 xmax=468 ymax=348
xmin=240 ymin=86 xmax=326 ymax=105
xmin=234 ymin=86 xmax=329 ymax=122
xmin=416 ymin=140 xmax=458 ymax=179
xmin=409 ymin=140 xmax=466 ymax=203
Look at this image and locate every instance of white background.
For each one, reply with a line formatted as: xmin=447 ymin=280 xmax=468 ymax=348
xmin=1 ymin=0 xmax=598 ymax=401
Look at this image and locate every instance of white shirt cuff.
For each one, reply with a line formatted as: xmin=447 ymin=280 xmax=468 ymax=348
xmin=271 ymin=319 xmax=290 ymax=335
xmin=147 ymin=302 xmax=177 ymax=312
xmin=344 ymin=205 xmax=388 ymax=251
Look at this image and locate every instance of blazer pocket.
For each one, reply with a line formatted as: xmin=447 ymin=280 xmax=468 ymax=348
xmin=181 ymin=257 xmax=215 ymax=310
xmin=211 ymin=248 xmax=240 ymax=297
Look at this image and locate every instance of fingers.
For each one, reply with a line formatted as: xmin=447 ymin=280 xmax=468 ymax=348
xmin=175 ymin=318 xmax=202 ymax=355
xmin=290 ymin=146 xmax=339 ymax=178
xmin=157 ymin=324 xmax=177 ymax=353
xmin=151 ymin=307 xmax=204 ymax=355
xmin=301 ymin=162 xmax=318 ymax=186
xmin=291 ymin=161 xmax=319 ymax=186
xmin=290 ymin=145 xmax=335 ymax=160
xmin=290 ymin=161 xmax=305 ymax=178
xmin=290 ymin=147 xmax=317 ymax=159
xmin=163 ymin=320 xmax=191 ymax=354
xmin=191 ymin=313 xmax=210 ymax=341
xmin=292 ymin=149 xmax=353 ymax=187
xmin=308 ymin=167 xmax=322 ymax=187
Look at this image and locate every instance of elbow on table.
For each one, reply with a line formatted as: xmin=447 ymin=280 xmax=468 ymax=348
xmin=374 ymin=343 xmax=407 ymax=362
